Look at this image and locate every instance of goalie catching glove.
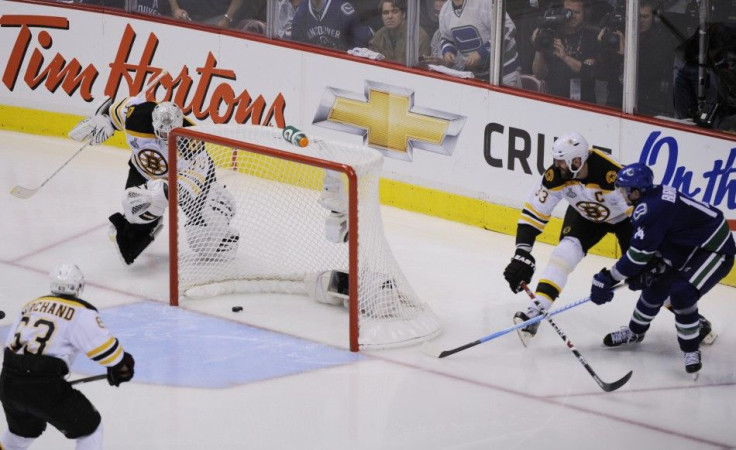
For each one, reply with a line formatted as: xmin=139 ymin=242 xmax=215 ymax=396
xmin=503 ymin=248 xmax=535 ymax=293
xmin=69 ymin=98 xmax=116 ymax=145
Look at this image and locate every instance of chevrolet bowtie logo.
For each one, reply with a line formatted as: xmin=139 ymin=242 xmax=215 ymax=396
xmin=313 ymin=81 xmax=465 ymax=161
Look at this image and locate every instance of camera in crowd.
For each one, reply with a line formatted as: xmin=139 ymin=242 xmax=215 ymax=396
xmin=535 ymin=7 xmax=573 ymax=52
xmin=601 ymin=6 xmax=626 ymax=48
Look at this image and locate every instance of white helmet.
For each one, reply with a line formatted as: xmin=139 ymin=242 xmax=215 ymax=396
xmin=50 ymin=263 xmax=85 ymax=297
xmin=152 ymin=102 xmax=183 ymax=142
xmin=552 ymin=132 xmax=590 ymax=177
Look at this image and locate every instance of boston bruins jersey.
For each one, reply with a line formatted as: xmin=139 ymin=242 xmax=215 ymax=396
xmin=519 ymin=150 xmax=631 ymax=235
xmin=5 ymin=294 xmax=126 ymax=370
xmin=108 ymin=96 xmax=195 ymax=181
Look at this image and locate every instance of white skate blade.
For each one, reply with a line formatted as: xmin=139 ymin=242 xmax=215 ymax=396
xmin=692 ymin=371 xmax=700 ymax=381
xmin=701 ymin=330 xmax=717 ymax=346
xmin=513 ymin=317 xmax=532 ymax=348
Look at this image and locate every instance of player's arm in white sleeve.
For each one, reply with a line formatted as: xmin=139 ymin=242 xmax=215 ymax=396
xmin=71 ymin=309 xmax=135 ymax=386
xmin=502 ymin=178 xmax=562 ymax=293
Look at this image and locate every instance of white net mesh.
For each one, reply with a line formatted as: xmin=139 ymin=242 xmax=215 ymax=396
xmin=171 ymin=124 xmax=442 ymax=349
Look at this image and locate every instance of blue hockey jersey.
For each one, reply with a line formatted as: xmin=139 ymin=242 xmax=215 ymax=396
xmin=614 ymin=184 xmax=735 ymax=277
xmin=290 ymin=0 xmax=373 ymax=50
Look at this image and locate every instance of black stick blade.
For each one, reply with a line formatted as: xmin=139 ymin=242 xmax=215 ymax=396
xmin=599 ymin=370 xmax=633 ymax=392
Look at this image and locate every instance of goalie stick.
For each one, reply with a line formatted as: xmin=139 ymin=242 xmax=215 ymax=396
xmin=10 ymin=70 xmax=168 ymax=199
xmin=429 ymin=296 xmax=590 ymax=358
xmin=521 ymin=282 xmax=632 ymax=392
xmin=69 ymin=374 xmax=107 ymax=386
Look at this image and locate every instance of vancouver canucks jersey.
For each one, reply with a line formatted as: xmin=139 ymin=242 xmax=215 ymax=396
xmin=438 ymin=0 xmax=519 ymax=79
xmin=614 ymin=185 xmax=736 ymax=276
xmin=290 ymin=0 xmax=373 ymax=50
xmin=518 ymin=150 xmax=630 ymax=241
xmin=5 ymin=295 xmax=126 ymax=370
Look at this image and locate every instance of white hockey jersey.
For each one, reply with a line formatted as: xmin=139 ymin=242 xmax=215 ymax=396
xmin=438 ymin=0 xmax=520 ymax=83
xmin=519 ymin=150 xmax=631 ymax=232
xmin=5 ymin=295 xmax=126 ymax=371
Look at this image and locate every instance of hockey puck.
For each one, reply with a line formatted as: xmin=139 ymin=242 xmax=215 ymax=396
xmin=0 ymin=310 xmax=4 ymax=319
xmin=232 ymin=306 xmax=243 ymax=313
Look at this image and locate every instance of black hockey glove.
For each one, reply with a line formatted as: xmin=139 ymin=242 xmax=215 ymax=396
xmin=107 ymin=352 xmax=135 ymax=387
xmin=591 ymin=268 xmax=616 ymax=305
xmin=627 ymin=258 xmax=668 ymax=291
xmin=503 ymin=248 xmax=536 ymax=293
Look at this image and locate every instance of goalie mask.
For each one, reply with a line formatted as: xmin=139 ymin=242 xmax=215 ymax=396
xmin=152 ymin=102 xmax=183 ymax=142
xmin=552 ymin=132 xmax=590 ymax=179
xmin=50 ymin=263 xmax=85 ymax=297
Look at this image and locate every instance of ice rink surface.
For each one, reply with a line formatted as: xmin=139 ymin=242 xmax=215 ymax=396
xmin=0 ymin=130 xmax=734 ymax=449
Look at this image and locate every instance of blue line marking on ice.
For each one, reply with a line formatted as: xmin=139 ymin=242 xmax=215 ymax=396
xmin=2 ymin=301 xmax=364 ymax=388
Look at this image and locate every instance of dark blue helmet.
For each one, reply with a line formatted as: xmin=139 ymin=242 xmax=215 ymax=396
xmin=616 ymin=163 xmax=654 ymax=194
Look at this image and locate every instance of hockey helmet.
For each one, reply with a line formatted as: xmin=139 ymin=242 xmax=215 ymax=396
xmin=552 ymin=132 xmax=590 ymax=178
xmin=152 ymin=102 xmax=183 ymax=142
xmin=615 ymin=162 xmax=654 ymax=198
xmin=50 ymin=263 xmax=85 ymax=297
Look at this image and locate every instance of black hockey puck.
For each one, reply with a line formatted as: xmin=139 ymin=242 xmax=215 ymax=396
xmin=232 ymin=306 xmax=243 ymax=313
xmin=0 ymin=310 xmax=4 ymax=319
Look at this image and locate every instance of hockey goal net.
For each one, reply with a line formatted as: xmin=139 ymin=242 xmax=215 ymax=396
xmin=167 ymin=124 xmax=442 ymax=350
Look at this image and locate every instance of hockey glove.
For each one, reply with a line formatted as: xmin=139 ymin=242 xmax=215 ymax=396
xmin=69 ymin=114 xmax=115 ymax=145
xmin=107 ymin=352 xmax=135 ymax=387
xmin=591 ymin=268 xmax=616 ymax=305
xmin=503 ymin=248 xmax=536 ymax=293
xmin=627 ymin=258 xmax=668 ymax=291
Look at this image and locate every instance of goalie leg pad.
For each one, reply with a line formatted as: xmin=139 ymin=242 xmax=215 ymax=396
xmin=109 ymin=212 xmax=162 ymax=265
xmin=305 ymin=270 xmax=349 ymax=306
xmin=122 ymin=180 xmax=168 ymax=225
xmin=325 ymin=212 xmax=349 ymax=243
xmin=184 ymin=223 xmax=240 ymax=261
xmin=318 ymin=170 xmax=347 ymax=214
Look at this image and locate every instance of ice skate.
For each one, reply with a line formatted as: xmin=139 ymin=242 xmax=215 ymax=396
xmin=684 ymin=350 xmax=702 ymax=380
xmin=513 ymin=308 xmax=541 ymax=347
xmin=698 ymin=315 xmax=717 ymax=345
xmin=603 ymin=326 xmax=645 ymax=347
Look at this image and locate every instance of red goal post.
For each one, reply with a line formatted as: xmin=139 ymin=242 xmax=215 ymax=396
xmin=167 ymin=125 xmax=442 ymax=351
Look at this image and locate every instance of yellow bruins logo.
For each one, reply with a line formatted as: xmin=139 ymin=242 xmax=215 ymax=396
xmin=545 ymin=169 xmax=555 ymax=182
xmin=576 ymin=201 xmax=611 ymax=222
xmin=135 ymin=149 xmax=168 ymax=177
xmin=606 ymin=170 xmax=617 ymax=185
xmin=562 ymin=226 xmax=572 ymax=235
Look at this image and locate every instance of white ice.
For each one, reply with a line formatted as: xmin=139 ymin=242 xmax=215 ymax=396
xmin=0 ymin=130 xmax=734 ymax=449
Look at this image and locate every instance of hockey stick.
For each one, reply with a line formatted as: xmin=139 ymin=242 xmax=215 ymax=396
xmin=9 ymin=70 xmax=168 ymax=199
xmin=521 ymin=282 xmax=632 ymax=392
xmin=69 ymin=374 xmax=107 ymax=386
xmin=431 ymin=296 xmax=590 ymax=358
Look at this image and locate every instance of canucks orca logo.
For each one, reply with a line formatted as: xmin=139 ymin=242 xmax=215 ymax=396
xmin=633 ymin=203 xmax=648 ymax=221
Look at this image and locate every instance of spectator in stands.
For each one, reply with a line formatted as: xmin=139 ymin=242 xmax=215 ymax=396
xmin=167 ymin=0 xmax=243 ymax=28
xmin=506 ymin=0 xmax=547 ymax=75
xmin=353 ymin=0 xmax=384 ymax=33
xmin=370 ymin=0 xmax=431 ymax=63
xmin=531 ymin=0 xmax=599 ymax=103
xmin=276 ymin=0 xmax=304 ymax=38
xmin=438 ymin=0 xmax=522 ymax=85
xmin=674 ymin=22 xmax=736 ymax=131
xmin=420 ymin=0 xmax=446 ymax=38
xmin=290 ymin=0 xmax=374 ymax=51
xmin=595 ymin=0 xmax=676 ymax=116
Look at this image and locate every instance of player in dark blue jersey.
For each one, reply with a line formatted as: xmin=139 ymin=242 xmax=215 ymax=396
xmin=590 ymin=162 xmax=735 ymax=377
xmin=290 ymin=0 xmax=374 ymax=50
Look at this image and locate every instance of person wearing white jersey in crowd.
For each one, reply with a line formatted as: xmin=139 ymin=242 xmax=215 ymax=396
xmin=0 ymin=263 xmax=134 ymax=450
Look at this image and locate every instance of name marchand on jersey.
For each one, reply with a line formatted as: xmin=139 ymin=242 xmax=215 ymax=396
xmin=5 ymin=295 xmax=126 ymax=370
xmin=519 ymin=150 xmax=631 ymax=232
